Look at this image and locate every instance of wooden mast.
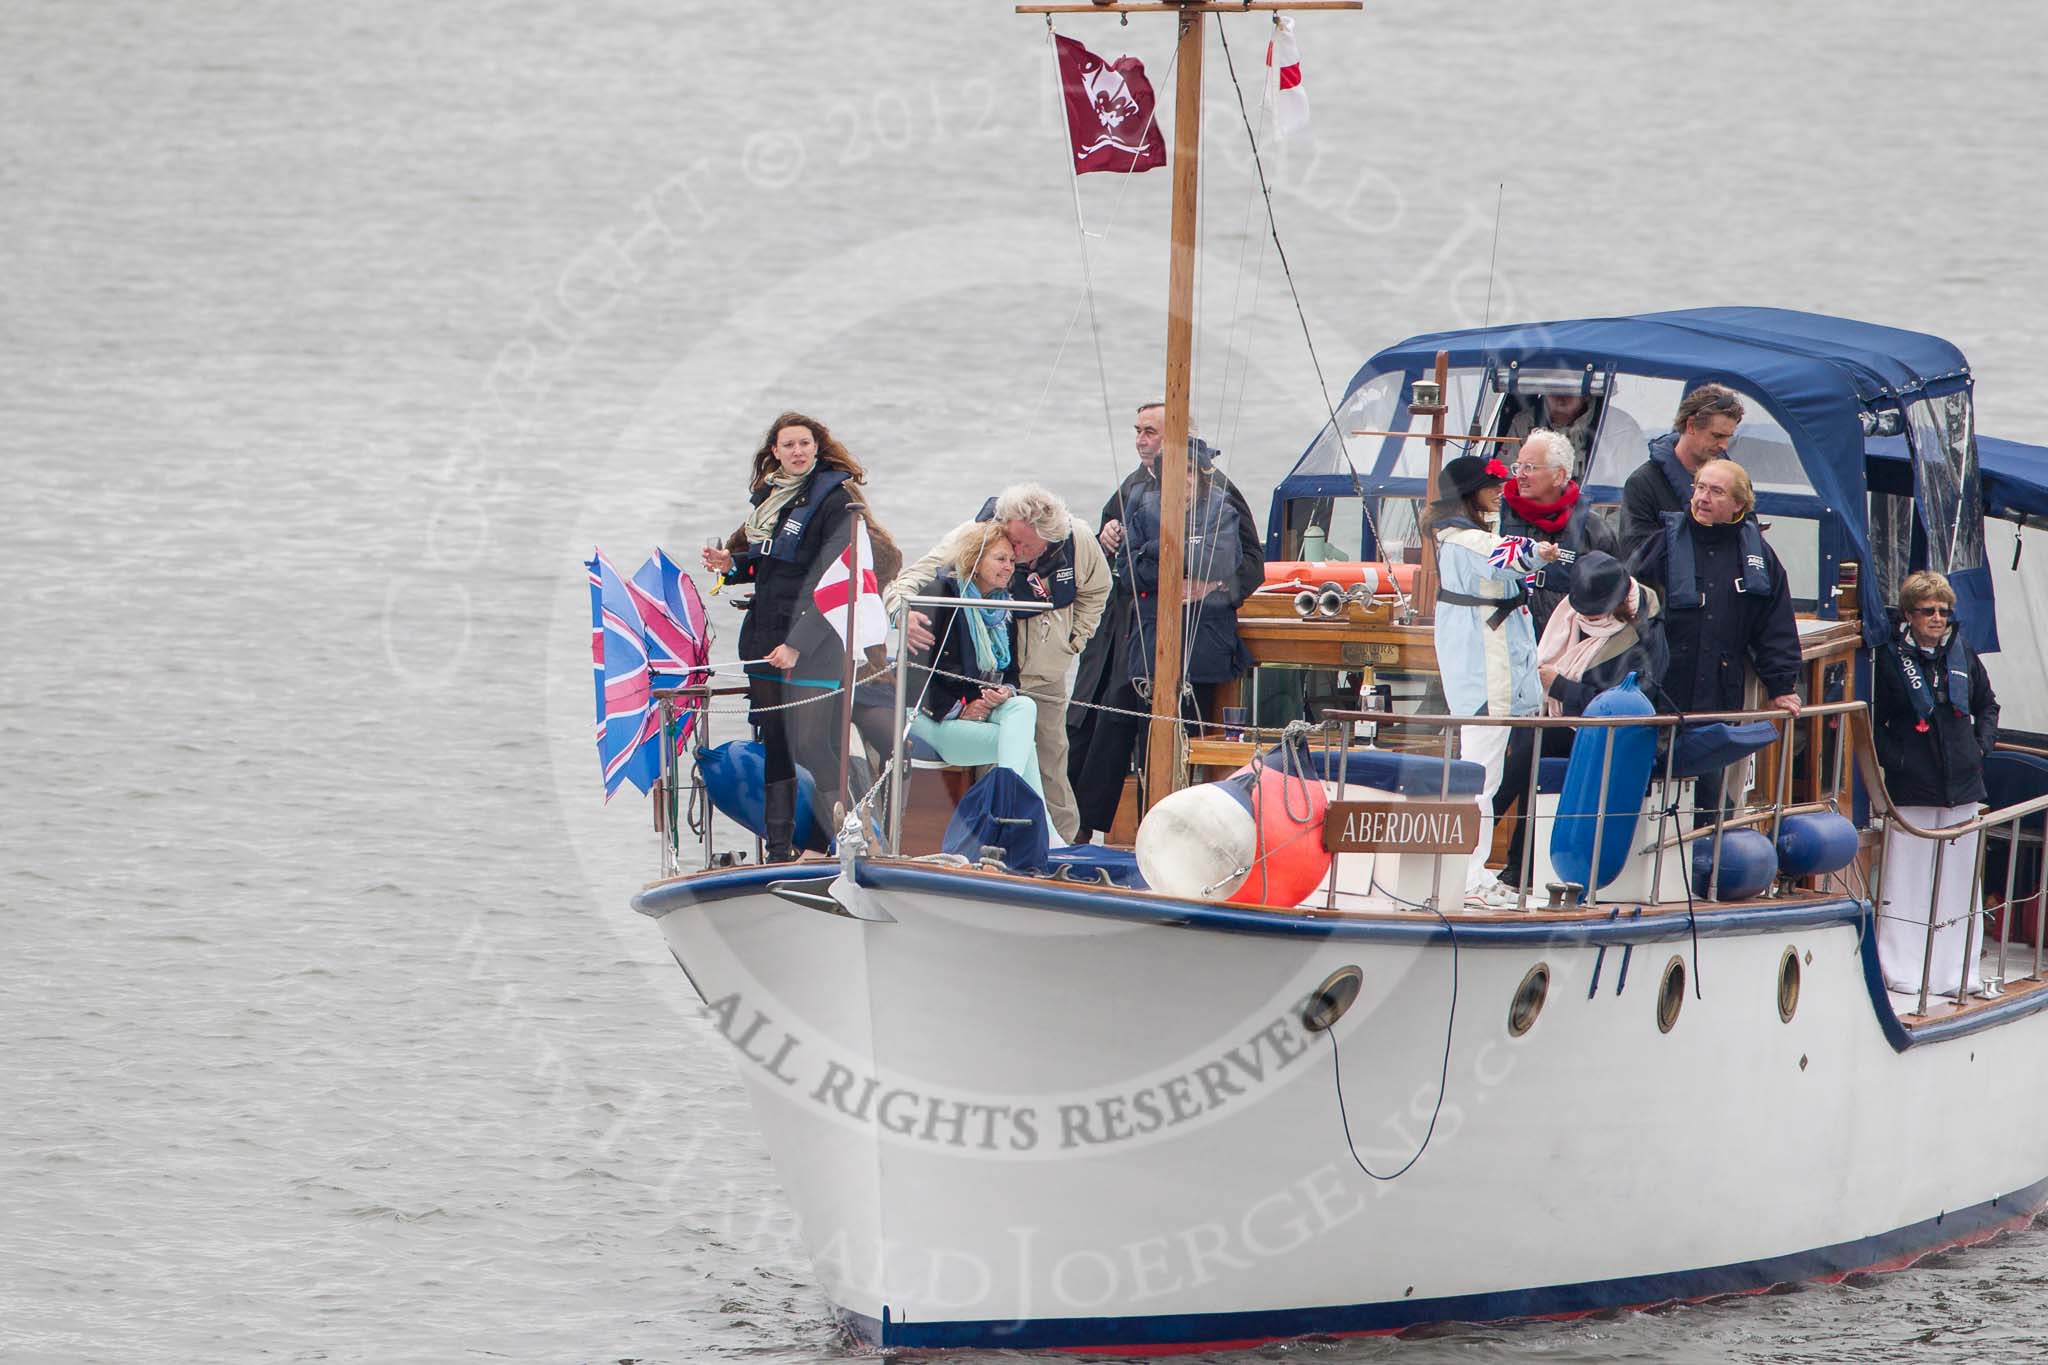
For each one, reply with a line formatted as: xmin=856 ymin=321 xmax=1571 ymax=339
xmin=1019 ymin=0 xmax=1362 ymax=815
xmin=1411 ymin=350 xmax=1451 ymax=618
xmin=1141 ymin=4 xmax=1204 ymax=809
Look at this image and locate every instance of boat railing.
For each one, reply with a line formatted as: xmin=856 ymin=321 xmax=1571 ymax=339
xmin=652 ymin=681 xmax=753 ymax=876
xmin=883 ymin=596 xmax=1055 ymax=856
xmin=1318 ymin=701 xmax=1867 ymax=917
xmin=1845 ymin=711 xmax=2048 ymax=1014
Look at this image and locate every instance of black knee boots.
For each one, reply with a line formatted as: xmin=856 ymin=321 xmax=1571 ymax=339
xmin=764 ymin=778 xmax=798 ymax=863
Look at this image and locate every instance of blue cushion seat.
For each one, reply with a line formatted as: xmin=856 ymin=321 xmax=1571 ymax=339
xmin=1303 ymin=747 xmax=1487 ymax=797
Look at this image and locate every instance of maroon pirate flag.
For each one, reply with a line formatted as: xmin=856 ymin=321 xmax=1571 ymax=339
xmin=1055 ymin=34 xmax=1168 ymax=175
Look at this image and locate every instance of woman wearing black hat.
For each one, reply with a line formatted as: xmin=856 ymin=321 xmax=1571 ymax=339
xmin=1423 ymin=453 xmax=1558 ymax=905
xmin=1489 ymin=550 xmax=1669 ymax=896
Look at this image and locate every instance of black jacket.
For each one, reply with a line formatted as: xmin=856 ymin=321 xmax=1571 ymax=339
xmin=911 ymin=569 xmax=1021 ymax=720
xmin=1619 ymin=431 xmax=1691 ymax=549
xmin=1873 ymin=622 xmax=1999 ymax=808
xmin=1073 ymin=461 xmax=1265 ymax=722
xmin=1124 ymin=480 xmax=1256 ymax=686
xmin=1629 ymin=514 xmax=1802 ymax=713
xmin=724 ymin=470 xmax=854 ymax=679
xmin=1498 ymin=486 xmax=1621 ymax=639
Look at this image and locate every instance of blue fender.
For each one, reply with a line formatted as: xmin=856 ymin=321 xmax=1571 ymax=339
xmin=1775 ymin=811 xmax=1859 ymax=878
xmin=695 ymin=740 xmax=830 ymax=853
xmin=1549 ymin=674 xmax=1659 ymax=895
xmin=1692 ymin=827 xmax=1780 ymax=900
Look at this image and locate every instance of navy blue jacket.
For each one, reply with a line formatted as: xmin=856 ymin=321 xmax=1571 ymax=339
xmin=1873 ymin=621 xmax=1999 ymax=808
xmin=1629 ymin=514 xmax=1801 ymax=713
xmin=1124 ymin=480 xmax=1256 ymax=686
xmin=724 ymin=468 xmax=854 ymax=674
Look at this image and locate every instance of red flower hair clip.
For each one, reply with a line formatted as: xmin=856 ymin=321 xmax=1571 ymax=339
xmin=1485 ymin=458 xmax=1510 ymax=479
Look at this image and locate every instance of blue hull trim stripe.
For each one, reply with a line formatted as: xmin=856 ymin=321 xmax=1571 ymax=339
xmin=854 ymin=860 xmax=1860 ymax=947
xmin=1855 ymin=910 xmax=2048 ymax=1050
xmin=835 ymin=1177 xmax=2048 ymax=1352
xmin=637 ymin=865 xmax=2048 ymax=1051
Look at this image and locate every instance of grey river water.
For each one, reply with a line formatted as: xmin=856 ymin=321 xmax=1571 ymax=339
xmin=6 ymin=1 xmax=2048 ymax=1360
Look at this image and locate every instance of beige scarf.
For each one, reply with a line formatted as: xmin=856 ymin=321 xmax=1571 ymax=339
xmin=1537 ymin=582 xmax=1641 ymax=715
xmin=742 ymin=468 xmax=811 ymax=546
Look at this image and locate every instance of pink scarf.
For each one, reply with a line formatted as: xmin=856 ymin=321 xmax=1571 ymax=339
xmin=1537 ymin=583 xmax=1639 ymax=715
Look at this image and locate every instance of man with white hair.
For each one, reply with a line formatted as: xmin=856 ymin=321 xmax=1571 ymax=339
xmin=1498 ymin=426 xmax=1619 ymax=639
xmin=886 ymin=483 xmax=1111 ymax=843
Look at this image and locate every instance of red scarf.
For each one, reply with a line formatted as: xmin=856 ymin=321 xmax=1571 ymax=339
xmin=1502 ymin=479 xmax=1580 ymax=534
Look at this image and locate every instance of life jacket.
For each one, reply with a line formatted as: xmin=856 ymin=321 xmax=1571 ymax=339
xmin=755 ymin=468 xmax=852 ymax=564
xmin=975 ymin=495 xmax=1078 ymax=609
xmin=1661 ymin=511 xmax=1770 ymax=609
xmin=1891 ymin=622 xmax=1975 ymax=727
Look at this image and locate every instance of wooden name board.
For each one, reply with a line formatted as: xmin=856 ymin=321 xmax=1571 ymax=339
xmin=1323 ymin=800 xmax=1478 ymax=854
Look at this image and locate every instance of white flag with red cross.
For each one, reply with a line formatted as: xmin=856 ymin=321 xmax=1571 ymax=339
xmin=813 ymin=519 xmax=888 ymax=651
xmin=1264 ymin=17 xmax=1309 ymax=138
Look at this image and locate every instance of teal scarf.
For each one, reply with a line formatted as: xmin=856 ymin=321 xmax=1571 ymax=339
xmin=961 ymin=584 xmax=1013 ymax=676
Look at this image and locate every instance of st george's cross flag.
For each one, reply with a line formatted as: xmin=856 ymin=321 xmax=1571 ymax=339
xmin=1055 ymin=34 xmax=1167 ymax=175
xmin=1264 ymin=17 xmax=1309 ymax=138
xmin=813 ymin=519 xmax=889 ymax=652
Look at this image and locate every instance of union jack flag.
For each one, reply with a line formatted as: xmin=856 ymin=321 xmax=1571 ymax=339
xmin=628 ymin=548 xmax=711 ymax=749
xmin=587 ymin=550 xmax=663 ymax=801
xmin=1489 ymin=535 xmax=1533 ymax=570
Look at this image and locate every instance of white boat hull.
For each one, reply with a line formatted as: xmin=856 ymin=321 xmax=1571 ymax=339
xmin=638 ymin=861 xmax=2048 ymax=1352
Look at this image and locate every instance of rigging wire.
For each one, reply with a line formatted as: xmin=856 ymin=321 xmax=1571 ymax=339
xmin=1213 ymin=22 xmax=1407 ymax=617
xmin=1038 ymin=19 xmax=1179 ymax=699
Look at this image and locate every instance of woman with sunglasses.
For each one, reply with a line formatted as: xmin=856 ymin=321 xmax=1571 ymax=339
xmin=1872 ymin=571 xmax=2000 ymax=998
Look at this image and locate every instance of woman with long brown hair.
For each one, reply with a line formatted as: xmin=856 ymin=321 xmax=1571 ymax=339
xmin=701 ymin=411 xmax=898 ymax=860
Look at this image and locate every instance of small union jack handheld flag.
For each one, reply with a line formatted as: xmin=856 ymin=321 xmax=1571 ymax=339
xmin=1489 ymin=535 xmax=1534 ymax=570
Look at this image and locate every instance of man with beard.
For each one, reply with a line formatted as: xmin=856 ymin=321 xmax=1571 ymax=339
xmin=1067 ymin=401 xmax=1264 ymax=807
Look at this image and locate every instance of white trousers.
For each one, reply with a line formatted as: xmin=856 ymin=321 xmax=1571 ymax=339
xmin=1463 ymin=724 xmax=1513 ymax=893
xmin=1878 ymin=802 xmax=1984 ymax=998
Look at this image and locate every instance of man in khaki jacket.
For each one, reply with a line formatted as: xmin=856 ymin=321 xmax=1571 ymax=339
xmin=885 ymin=484 xmax=1111 ymax=843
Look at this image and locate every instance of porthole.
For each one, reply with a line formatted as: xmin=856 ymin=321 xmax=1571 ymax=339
xmin=1508 ymin=963 xmax=1549 ymax=1037
xmin=1778 ymin=946 xmax=1802 ymax=1023
xmin=1657 ymin=956 xmax=1686 ymax=1034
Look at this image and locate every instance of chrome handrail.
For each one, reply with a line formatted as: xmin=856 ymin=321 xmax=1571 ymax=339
xmin=883 ymin=596 xmax=1054 ymax=856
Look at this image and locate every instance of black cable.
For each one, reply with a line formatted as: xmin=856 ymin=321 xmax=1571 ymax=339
xmin=1325 ymin=905 xmax=1458 ymax=1181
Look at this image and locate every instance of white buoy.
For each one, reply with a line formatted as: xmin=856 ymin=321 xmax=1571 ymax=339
xmin=1135 ymin=783 xmax=1256 ymax=899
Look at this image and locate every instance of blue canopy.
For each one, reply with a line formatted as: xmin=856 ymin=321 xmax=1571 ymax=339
xmin=1277 ymin=307 xmax=1992 ymax=644
xmin=1870 ymin=433 xmax=2048 ymax=522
